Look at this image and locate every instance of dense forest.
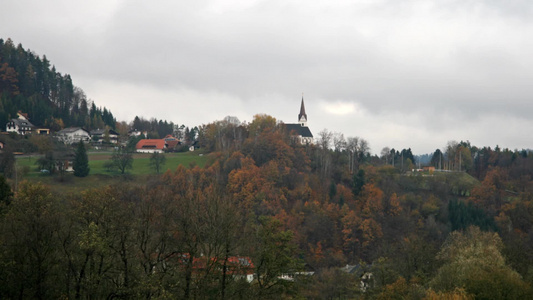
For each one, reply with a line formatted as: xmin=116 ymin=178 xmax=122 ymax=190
xmin=1 ymin=114 xmax=533 ymax=299
xmin=0 ymin=38 xmax=116 ymax=131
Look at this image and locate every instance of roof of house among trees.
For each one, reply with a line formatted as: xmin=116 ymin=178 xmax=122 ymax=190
xmin=8 ymin=118 xmax=35 ymax=128
xmin=58 ymin=127 xmax=90 ymax=134
xmin=136 ymin=139 xmax=165 ymax=150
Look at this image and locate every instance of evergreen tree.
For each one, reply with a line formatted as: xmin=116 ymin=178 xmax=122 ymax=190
xmin=0 ymin=175 xmax=13 ymax=208
xmin=73 ymin=140 xmax=90 ymax=177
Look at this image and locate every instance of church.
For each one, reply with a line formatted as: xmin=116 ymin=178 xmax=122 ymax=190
xmin=284 ymin=97 xmax=314 ymax=144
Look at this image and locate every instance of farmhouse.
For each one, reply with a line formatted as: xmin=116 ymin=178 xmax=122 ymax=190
xmin=57 ymin=127 xmax=91 ymax=144
xmin=6 ymin=111 xmax=35 ymax=135
xmin=91 ymin=128 xmax=120 ymax=144
xmin=136 ymin=139 xmax=165 ymax=153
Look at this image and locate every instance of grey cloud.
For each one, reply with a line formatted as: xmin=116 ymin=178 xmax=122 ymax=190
xmin=1 ymin=0 xmax=533 ymax=153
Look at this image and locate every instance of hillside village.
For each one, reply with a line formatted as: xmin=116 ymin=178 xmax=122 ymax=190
xmin=3 ymin=97 xmax=315 ymax=155
xmin=3 ymin=111 xmax=198 ymax=154
xmin=0 ymin=97 xmax=318 ymax=176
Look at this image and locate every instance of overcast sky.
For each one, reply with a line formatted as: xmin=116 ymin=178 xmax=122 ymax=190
xmin=2 ymin=0 xmax=533 ymax=154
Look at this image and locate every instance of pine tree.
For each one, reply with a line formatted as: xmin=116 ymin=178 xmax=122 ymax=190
xmin=73 ymin=140 xmax=90 ymax=177
xmin=0 ymin=175 xmax=13 ymax=207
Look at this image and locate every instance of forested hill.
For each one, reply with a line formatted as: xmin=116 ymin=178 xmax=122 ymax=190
xmin=0 ymin=38 xmax=116 ymax=131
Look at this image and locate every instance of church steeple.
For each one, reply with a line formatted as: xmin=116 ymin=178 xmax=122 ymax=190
xmin=298 ymin=95 xmax=307 ymax=126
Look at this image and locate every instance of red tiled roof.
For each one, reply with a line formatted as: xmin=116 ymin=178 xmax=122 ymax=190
xmin=166 ymin=140 xmax=180 ymax=149
xmin=136 ymin=139 xmax=165 ymax=150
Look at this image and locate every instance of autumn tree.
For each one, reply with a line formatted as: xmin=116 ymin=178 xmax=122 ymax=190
xmin=0 ymin=60 xmax=20 ymax=96
xmin=430 ymin=226 xmax=531 ymax=299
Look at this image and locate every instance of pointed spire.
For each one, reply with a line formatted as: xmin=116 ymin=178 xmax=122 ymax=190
xmin=298 ymin=94 xmax=308 ymax=126
xmin=300 ymin=94 xmax=306 ymax=116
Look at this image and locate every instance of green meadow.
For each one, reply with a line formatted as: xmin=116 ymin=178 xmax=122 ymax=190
xmin=14 ymin=151 xmax=210 ymax=191
xmin=86 ymin=151 xmax=209 ymax=175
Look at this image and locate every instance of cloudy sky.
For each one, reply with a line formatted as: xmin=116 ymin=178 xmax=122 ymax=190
xmin=2 ymin=0 xmax=533 ymax=154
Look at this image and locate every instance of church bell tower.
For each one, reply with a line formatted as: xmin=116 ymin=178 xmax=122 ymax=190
xmin=298 ymin=96 xmax=307 ymax=127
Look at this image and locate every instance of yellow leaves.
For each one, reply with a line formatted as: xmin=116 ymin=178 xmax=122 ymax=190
xmin=388 ymin=193 xmax=402 ymax=216
xmin=0 ymin=62 xmax=20 ymax=96
xmin=436 ymin=226 xmax=504 ymax=265
xmin=421 ymin=195 xmax=440 ymax=217
xmin=341 ymin=210 xmax=361 ymax=246
xmin=360 ymin=183 xmax=384 ymax=217
xmin=424 ymin=288 xmax=473 ymax=300
xmin=78 ymin=222 xmax=105 ymax=253
xmin=333 ymin=184 xmax=354 ymax=206
xmin=377 ymin=276 xmax=409 ymax=299
xmin=359 ymin=218 xmax=383 ymax=247
xmin=430 ymin=227 xmax=531 ymax=299
xmin=308 ymin=241 xmax=326 ymax=267
xmin=341 ymin=208 xmax=382 ymax=254
xmin=228 ymin=161 xmax=263 ymax=207
xmin=248 ymin=114 xmax=277 ymax=137
xmin=470 ymin=167 xmax=508 ymax=210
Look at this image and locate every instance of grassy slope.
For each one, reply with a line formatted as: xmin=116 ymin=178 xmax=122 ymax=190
xmin=87 ymin=151 xmax=208 ymax=175
xmin=14 ymin=151 xmax=209 ymax=192
xmin=399 ymin=170 xmax=480 ymax=197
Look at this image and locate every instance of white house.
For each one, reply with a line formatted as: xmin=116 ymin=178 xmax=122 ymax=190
xmin=128 ymin=129 xmax=147 ymax=137
xmin=341 ymin=264 xmax=373 ymax=292
xmin=57 ymin=127 xmax=91 ymax=144
xmin=6 ymin=111 xmax=35 ymax=135
xmin=91 ymin=128 xmax=120 ymax=144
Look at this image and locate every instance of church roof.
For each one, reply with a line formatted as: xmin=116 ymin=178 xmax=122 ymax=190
xmin=284 ymin=123 xmax=313 ymax=138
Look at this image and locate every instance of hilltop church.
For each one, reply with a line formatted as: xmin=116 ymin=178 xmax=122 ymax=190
xmin=284 ymin=97 xmax=314 ymax=144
